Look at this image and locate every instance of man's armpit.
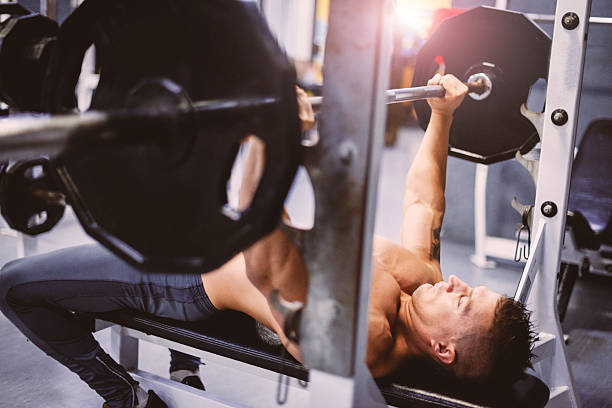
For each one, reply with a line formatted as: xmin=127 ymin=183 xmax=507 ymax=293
xmin=431 ymin=227 xmax=441 ymax=261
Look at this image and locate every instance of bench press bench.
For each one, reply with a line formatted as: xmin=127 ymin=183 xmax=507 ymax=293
xmin=558 ymin=119 xmax=612 ymax=320
xmin=564 ymin=119 xmax=612 ymax=272
xmin=84 ymin=311 xmax=549 ymax=408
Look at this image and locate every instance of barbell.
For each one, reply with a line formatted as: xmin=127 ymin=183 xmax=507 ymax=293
xmin=307 ymin=78 xmax=488 ymax=108
xmin=0 ymin=79 xmax=489 ymax=162
xmin=0 ymin=1 xmax=551 ymax=273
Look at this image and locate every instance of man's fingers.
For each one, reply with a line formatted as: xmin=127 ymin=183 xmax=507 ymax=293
xmin=429 ymin=73 xmax=463 ymax=94
xmin=439 ymin=74 xmax=468 ymax=97
xmin=296 ymin=86 xmax=315 ymax=131
xmin=427 ymin=73 xmax=442 ymax=86
xmin=426 ymin=73 xmax=467 ymax=115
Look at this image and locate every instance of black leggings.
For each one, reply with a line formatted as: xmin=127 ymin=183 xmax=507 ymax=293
xmin=0 ymin=244 xmax=219 ymax=408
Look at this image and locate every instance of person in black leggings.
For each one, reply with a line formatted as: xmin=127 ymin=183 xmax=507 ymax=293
xmin=0 ymin=87 xmax=317 ymax=407
xmin=0 ymin=244 xmax=217 ymax=408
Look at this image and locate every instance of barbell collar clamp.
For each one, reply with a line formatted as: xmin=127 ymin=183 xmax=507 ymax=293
xmin=466 ymin=74 xmax=492 ymax=101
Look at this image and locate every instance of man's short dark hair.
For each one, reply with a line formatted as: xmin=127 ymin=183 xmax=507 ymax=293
xmin=487 ymin=296 xmax=536 ymax=384
xmin=393 ymin=298 xmax=536 ymax=402
xmin=450 ymin=296 xmax=535 ymax=384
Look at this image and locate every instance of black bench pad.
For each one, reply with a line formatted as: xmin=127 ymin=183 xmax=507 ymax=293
xmin=568 ymin=119 xmax=612 ymax=247
xmin=90 ymin=310 xmax=549 ymax=408
xmin=566 ymin=210 xmax=602 ymax=250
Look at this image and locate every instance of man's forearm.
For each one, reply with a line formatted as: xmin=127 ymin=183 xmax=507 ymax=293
xmin=238 ymin=137 xmax=307 ymax=303
xmin=404 ymin=112 xmax=451 ymax=211
xmin=238 ymin=136 xmax=265 ymax=211
xmin=399 ymin=75 xmax=465 ymax=266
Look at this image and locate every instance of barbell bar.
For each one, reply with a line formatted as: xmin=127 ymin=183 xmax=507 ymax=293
xmin=0 ymin=95 xmax=281 ymax=162
xmin=307 ymin=77 xmax=488 ymax=108
xmin=0 ymin=76 xmax=489 ymax=162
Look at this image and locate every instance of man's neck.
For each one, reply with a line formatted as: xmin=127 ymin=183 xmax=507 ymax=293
xmin=394 ymin=293 xmax=429 ymax=361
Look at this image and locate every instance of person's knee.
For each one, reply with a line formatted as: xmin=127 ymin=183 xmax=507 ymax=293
xmin=0 ymin=257 xmax=39 ymax=310
xmin=0 ymin=259 xmax=21 ymax=309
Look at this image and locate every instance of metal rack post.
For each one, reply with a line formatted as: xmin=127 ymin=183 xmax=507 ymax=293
xmin=527 ymin=0 xmax=592 ymax=406
xmin=297 ymin=0 xmax=392 ymax=406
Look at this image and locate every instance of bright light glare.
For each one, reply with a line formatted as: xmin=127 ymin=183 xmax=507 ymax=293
xmin=394 ymin=3 xmax=433 ymax=36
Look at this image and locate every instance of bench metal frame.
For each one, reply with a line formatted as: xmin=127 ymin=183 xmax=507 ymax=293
xmin=101 ymin=323 xmax=310 ymax=408
xmin=97 ymin=315 xmax=496 ymax=408
xmin=104 ymin=0 xmax=592 ymax=407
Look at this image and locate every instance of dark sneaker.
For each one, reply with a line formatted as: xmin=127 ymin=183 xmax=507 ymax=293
xmin=181 ymin=375 xmax=205 ymax=391
xmin=102 ymin=390 xmax=168 ymax=408
xmin=144 ymin=390 xmax=168 ymax=408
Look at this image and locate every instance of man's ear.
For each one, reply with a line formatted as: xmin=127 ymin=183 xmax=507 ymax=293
xmin=430 ymin=339 xmax=456 ymax=365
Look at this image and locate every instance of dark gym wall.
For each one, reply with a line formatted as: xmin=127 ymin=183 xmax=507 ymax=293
xmin=442 ymin=0 xmax=612 ymax=246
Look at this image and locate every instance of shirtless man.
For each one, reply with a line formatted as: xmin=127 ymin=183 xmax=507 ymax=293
xmin=222 ymin=74 xmax=534 ymax=381
xmin=0 ymin=75 xmax=533 ymax=408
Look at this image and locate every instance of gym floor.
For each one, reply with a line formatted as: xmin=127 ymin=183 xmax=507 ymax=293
xmin=0 ymin=125 xmax=611 ymax=408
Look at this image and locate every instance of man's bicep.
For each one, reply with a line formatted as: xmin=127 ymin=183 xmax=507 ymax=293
xmin=400 ymin=199 xmax=444 ymax=263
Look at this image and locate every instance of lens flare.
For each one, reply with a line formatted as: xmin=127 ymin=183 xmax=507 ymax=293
xmin=393 ymin=0 xmax=437 ymax=36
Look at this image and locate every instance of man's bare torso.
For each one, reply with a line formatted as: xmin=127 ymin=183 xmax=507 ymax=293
xmin=202 ymin=234 xmax=442 ymax=378
xmin=366 ymin=236 xmax=441 ymax=377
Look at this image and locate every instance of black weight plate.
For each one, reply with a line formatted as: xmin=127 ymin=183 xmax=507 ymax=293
xmin=0 ymin=13 xmax=58 ymax=111
xmin=413 ymin=7 xmax=551 ymax=164
xmin=0 ymin=158 xmax=65 ymax=235
xmin=46 ymin=0 xmax=301 ymax=272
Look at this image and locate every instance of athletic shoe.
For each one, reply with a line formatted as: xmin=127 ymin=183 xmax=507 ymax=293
xmin=102 ymin=390 xmax=168 ymax=408
xmin=181 ymin=375 xmax=205 ymax=391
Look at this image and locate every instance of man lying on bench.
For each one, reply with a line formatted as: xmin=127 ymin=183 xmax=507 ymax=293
xmin=0 ymin=74 xmax=534 ymax=408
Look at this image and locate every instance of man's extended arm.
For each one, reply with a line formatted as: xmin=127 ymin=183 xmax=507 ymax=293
xmin=398 ymin=74 xmax=467 ymax=280
xmin=205 ymin=135 xmax=307 ymax=360
xmin=237 ymin=88 xmax=312 ymax=305
xmin=229 ymin=89 xmax=312 ymax=353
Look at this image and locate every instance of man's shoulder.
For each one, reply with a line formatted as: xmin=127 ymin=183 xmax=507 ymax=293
xmin=372 ymin=236 xmax=413 ymax=270
xmin=372 ymin=235 xmax=439 ymax=294
xmin=373 ymin=235 xmax=426 ymax=264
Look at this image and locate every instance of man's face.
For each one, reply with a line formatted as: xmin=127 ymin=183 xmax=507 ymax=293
xmin=410 ymin=275 xmax=501 ymax=342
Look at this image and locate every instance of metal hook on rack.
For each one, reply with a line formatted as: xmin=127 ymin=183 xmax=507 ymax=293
xmin=276 ymin=371 xmax=290 ymax=405
xmin=514 ymin=223 xmax=531 ymax=262
xmin=511 ymin=197 xmax=533 ymax=262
